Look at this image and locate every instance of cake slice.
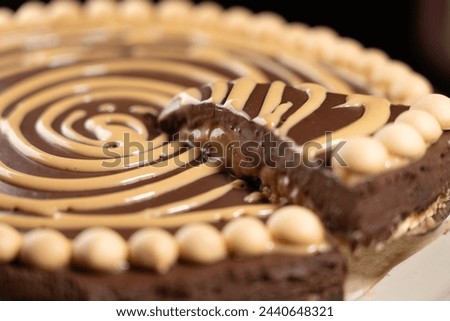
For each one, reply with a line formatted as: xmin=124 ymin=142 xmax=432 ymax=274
xmin=159 ymin=78 xmax=450 ymax=246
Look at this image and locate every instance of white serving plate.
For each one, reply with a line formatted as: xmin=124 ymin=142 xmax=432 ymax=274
xmin=345 ymin=217 xmax=450 ymax=300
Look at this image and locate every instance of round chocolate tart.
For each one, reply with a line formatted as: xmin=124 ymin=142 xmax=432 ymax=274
xmin=0 ymin=0 xmax=445 ymax=300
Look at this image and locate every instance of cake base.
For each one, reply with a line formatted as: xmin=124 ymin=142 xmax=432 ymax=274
xmin=0 ymin=251 xmax=345 ymax=300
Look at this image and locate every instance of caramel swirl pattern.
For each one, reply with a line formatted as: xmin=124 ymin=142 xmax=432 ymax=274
xmin=0 ymin=63 xmax=275 ymax=229
xmin=0 ymin=1 xmax=304 ymax=232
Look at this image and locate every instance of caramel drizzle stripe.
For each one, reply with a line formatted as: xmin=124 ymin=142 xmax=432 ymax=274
xmin=61 ymin=109 xmax=165 ymax=148
xmin=311 ymin=94 xmax=391 ymax=150
xmin=177 ymin=23 xmax=352 ymax=91
xmin=0 ymin=204 xmax=276 ymax=229
xmin=209 ymin=80 xmax=229 ymax=104
xmin=0 ymin=47 xmax=128 ymax=80
xmin=0 ymin=76 xmax=187 ymax=171
xmin=225 ymin=77 xmax=257 ymax=111
xmin=258 ymin=80 xmax=286 ymax=116
xmin=0 ymin=21 xmax=352 ymax=98
xmin=35 ymin=88 xmax=169 ymax=158
xmin=0 ymin=148 xmax=200 ymax=192
xmin=1 ymin=118 xmax=179 ymax=172
xmin=134 ymin=47 xmax=271 ymax=82
xmin=277 ymin=83 xmax=327 ymax=135
xmin=277 ymin=53 xmax=353 ymax=94
xmin=0 ymin=163 xmax=220 ymax=216
xmin=0 ymin=59 xmax=229 ymax=116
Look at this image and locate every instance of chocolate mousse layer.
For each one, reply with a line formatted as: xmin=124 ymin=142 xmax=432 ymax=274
xmin=0 ymin=250 xmax=345 ymax=300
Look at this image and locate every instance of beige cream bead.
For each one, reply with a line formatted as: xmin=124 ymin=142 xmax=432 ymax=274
xmin=14 ymin=2 xmax=47 ymax=25
xmin=250 ymin=12 xmax=285 ymax=38
xmin=374 ymin=123 xmax=427 ymax=159
xmin=335 ymin=38 xmax=364 ymax=66
xmin=128 ymin=228 xmax=179 ymax=273
xmin=175 ymin=223 xmax=226 ymax=264
xmin=119 ymin=0 xmax=153 ymax=21
xmin=48 ymin=0 xmax=81 ymax=22
xmin=334 ymin=136 xmax=389 ymax=174
xmin=73 ymin=227 xmax=128 ymax=272
xmin=283 ymin=23 xmax=309 ymax=48
xmin=223 ymin=217 xmax=273 ymax=256
xmin=387 ymin=76 xmax=419 ymax=103
xmin=410 ymin=94 xmax=450 ymax=130
xmin=357 ymin=48 xmax=388 ymax=74
xmin=156 ymin=0 xmax=191 ymax=21
xmin=194 ymin=1 xmax=223 ymax=26
xmin=85 ymin=0 xmax=117 ymax=20
xmin=309 ymin=27 xmax=339 ymax=61
xmin=267 ymin=206 xmax=325 ymax=245
xmin=371 ymin=61 xmax=411 ymax=87
xmin=0 ymin=224 xmax=23 ymax=263
xmin=395 ymin=110 xmax=442 ymax=143
xmin=388 ymin=75 xmax=432 ymax=105
xmin=21 ymin=229 xmax=71 ymax=271
xmin=0 ymin=8 xmax=13 ymax=27
xmin=222 ymin=7 xmax=252 ymax=31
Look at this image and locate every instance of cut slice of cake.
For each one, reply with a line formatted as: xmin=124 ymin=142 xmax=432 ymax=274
xmin=159 ymin=78 xmax=450 ymax=246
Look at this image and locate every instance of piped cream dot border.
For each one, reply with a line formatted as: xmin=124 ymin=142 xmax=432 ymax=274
xmin=333 ymin=94 xmax=450 ymax=182
xmin=0 ymin=0 xmax=432 ymax=105
xmin=0 ymin=206 xmax=328 ymax=273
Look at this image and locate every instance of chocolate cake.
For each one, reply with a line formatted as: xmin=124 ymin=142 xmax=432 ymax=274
xmin=0 ymin=0 xmax=445 ymax=300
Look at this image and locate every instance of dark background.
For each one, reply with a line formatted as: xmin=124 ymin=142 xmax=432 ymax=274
xmin=2 ymin=0 xmax=449 ymax=95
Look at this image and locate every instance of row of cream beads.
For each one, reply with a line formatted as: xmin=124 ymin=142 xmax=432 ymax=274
xmin=0 ymin=205 xmax=325 ymax=273
xmin=0 ymin=0 xmax=431 ymax=105
xmin=333 ymin=93 xmax=450 ymax=175
xmin=283 ymin=25 xmax=431 ymax=104
xmin=0 ymin=0 xmax=256 ymax=26
xmin=161 ymin=0 xmax=429 ymax=106
xmin=0 ymin=0 xmax=154 ymax=25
